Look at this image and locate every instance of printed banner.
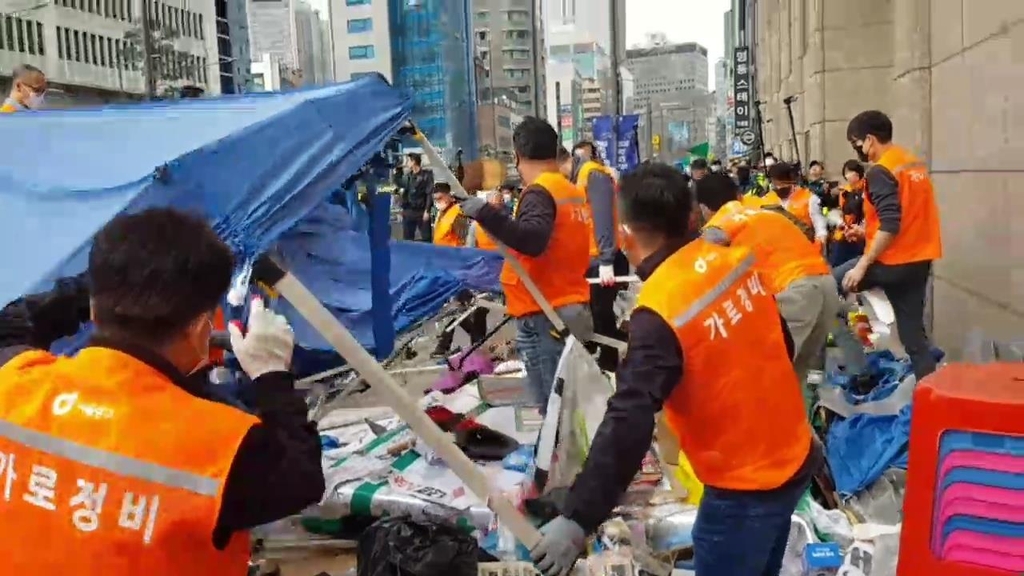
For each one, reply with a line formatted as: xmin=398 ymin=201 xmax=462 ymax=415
xmin=615 ymin=114 xmax=641 ymax=174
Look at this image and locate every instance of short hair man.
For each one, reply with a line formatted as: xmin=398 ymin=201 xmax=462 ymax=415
xmin=0 ymin=208 xmax=324 ymax=572
xmin=431 ymin=182 xmax=468 ymax=247
xmin=690 ymin=157 xmax=709 ymax=180
xmin=2 ymin=64 xmax=47 ymax=112
xmin=839 ymin=110 xmax=942 ymax=381
xmin=457 ymin=117 xmax=592 ymax=412
xmin=769 ymin=161 xmax=828 ymax=246
xmin=529 ymin=163 xmax=819 ymax=576
xmin=572 ymin=141 xmax=598 ymax=162
xmin=398 ymin=152 xmax=435 ymax=242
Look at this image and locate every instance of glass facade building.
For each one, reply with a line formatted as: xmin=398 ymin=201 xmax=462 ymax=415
xmin=389 ymin=0 xmax=478 ymax=159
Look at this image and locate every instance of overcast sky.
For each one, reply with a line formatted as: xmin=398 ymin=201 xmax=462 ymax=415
xmin=625 ymin=0 xmax=732 ymax=65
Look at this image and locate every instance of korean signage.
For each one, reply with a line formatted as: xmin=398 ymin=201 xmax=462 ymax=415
xmin=592 ymin=115 xmax=640 ymax=175
xmin=733 ymin=46 xmax=752 ymax=137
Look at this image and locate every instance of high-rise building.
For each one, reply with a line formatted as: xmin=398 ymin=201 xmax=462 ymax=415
xmin=544 ymin=0 xmax=624 ymax=114
xmin=625 ymin=36 xmax=711 ymax=159
xmin=545 ymin=59 xmax=581 ymax=150
xmin=216 ymin=0 xmax=252 ymax=94
xmin=1 ymin=0 xmax=220 ymax=103
xmin=330 ymin=0 xmax=391 ymax=81
xmin=546 ymin=41 xmax=609 ymax=136
xmin=472 ymin=0 xmax=545 ymax=117
xmin=247 ymin=0 xmax=330 ymax=87
xmin=713 ymin=57 xmax=728 ymax=158
xmin=391 ymin=0 xmax=478 ymax=156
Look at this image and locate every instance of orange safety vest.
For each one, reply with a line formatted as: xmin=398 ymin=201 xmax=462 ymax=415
xmin=432 ymin=204 xmax=464 ymax=247
xmin=576 ymin=160 xmax=620 ymax=257
xmin=784 ymin=186 xmax=814 ymax=229
xmin=833 ymin=184 xmax=865 ymax=242
xmin=637 ymin=239 xmax=812 ymax=490
xmin=865 ymin=146 xmax=942 ymax=265
xmin=0 ymin=347 xmax=257 ymax=574
xmin=473 ymin=223 xmax=498 ymax=251
xmin=0 ymin=100 xmax=19 ymax=113
xmin=500 ymin=172 xmax=590 ymax=317
xmin=705 ymin=201 xmax=830 ymax=294
xmin=741 ymin=189 xmax=782 ymax=209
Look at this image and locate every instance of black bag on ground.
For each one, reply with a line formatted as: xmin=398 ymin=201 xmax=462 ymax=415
xmin=356 ymin=517 xmax=478 ymax=576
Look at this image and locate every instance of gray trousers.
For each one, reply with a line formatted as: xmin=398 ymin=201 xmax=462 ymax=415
xmin=776 ymin=274 xmax=867 ymax=412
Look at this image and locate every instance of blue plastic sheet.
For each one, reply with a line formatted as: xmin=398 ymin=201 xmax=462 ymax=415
xmin=0 ymin=75 xmax=412 ymax=308
xmin=275 ymin=201 xmax=503 ymax=374
xmin=827 ymin=405 xmax=911 ymax=496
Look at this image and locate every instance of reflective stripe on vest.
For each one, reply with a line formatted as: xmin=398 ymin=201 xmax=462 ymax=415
xmin=0 ymin=419 xmax=220 ymax=496
xmin=638 ymin=240 xmax=811 ymax=491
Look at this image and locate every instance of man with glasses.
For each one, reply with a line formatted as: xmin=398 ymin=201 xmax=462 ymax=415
xmin=2 ymin=64 xmax=47 ymax=113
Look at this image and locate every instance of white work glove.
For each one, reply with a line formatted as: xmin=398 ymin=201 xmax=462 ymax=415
xmin=457 ymin=194 xmax=487 ymax=219
xmin=597 ymin=264 xmax=616 ymax=287
xmin=530 ymin=515 xmax=586 ymax=576
xmin=227 ymin=297 xmax=294 ymax=380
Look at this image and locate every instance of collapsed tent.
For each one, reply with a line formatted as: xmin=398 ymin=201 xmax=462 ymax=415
xmin=0 ymin=76 xmax=410 ymax=306
xmin=1 ymin=76 xmax=505 ymax=365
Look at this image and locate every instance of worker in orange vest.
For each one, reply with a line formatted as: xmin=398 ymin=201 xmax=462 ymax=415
xmin=769 ymin=162 xmax=828 ymax=249
xmin=1 ymin=64 xmax=47 ymax=113
xmin=529 ymin=163 xmax=820 ymax=576
xmin=697 ymin=174 xmax=869 ymax=410
xmin=456 ymin=117 xmax=592 ymax=413
xmin=431 ymin=182 xmax=469 ymax=247
xmin=0 ymin=208 xmax=324 ymax=574
xmin=838 ymin=110 xmax=942 ymax=380
xmin=562 ymin=142 xmax=628 ymax=372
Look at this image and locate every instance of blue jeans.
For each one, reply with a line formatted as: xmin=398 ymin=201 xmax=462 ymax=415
xmin=515 ymin=304 xmax=586 ymax=414
xmin=693 ymin=466 xmax=811 ymax=575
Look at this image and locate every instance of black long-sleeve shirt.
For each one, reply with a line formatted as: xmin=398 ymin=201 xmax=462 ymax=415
xmin=562 ymin=238 xmax=806 ymax=534
xmin=0 ymin=285 xmax=325 ymax=550
xmin=865 ymin=164 xmax=901 ymax=235
xmin=473 ymin=183 xmax=556 ymax=257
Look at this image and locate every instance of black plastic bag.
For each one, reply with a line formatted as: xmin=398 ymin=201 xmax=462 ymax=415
xmin=357 ymin=517 xmax=478 ymax=576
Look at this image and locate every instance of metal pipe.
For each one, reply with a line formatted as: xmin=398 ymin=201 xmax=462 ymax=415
xmin=783 ymin=95 xmax=801 ymax=167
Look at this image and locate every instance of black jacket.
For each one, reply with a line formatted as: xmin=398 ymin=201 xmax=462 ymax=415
xmin=400 ymin=169 xmax=434 ymax=214
xmin=0 ymin=280 xmax=325 ymax=550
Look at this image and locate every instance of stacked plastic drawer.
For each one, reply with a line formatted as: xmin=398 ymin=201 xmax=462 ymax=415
xmin=899 ymin=364 xmax=1024 ymax=576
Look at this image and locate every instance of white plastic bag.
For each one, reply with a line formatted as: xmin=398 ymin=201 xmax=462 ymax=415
xmin=838 ymin=524 xmax=901 ymax=576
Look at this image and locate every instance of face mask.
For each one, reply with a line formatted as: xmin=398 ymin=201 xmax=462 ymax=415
xmin=434 ymin=201 xmax=448 ymax=211
xmin=764 ymin=159 xmax=776 ymax=168
xmin=774 ymin=185 xmax=793 ymax=198
xmin=852 ymin=141 xmax=870 ymax=163
xmin=26 ymin=91 xmax=45 ymax=109
xmin=503 ymin=193 xmax=512 ymax=203
xmin=711 ymin=165 xmax=721 ymax=173
xmin=186 ymin=316 xmax=214 ymax=376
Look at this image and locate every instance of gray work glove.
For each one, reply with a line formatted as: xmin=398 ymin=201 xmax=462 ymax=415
xmin=530 ymin=515 xmax=586 ymax=576
xmin=457 ymin=194 xmax=487 ymax=219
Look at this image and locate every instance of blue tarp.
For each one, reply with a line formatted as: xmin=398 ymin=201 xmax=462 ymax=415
xmin=0 ymin=75 xmax=413 ymax=307
xmin=275 ymin=200 xmax=503 ymax=373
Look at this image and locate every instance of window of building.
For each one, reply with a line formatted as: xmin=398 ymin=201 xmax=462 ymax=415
xmin=14 ymin=18 xmax=25 ymax=53
xmin=345 ymin=0 xmax=370 ymax=5
xmin=348 ymin=44 xmax=374 ymax=60
xmin=476 ymin=30 xmax=488 ymax=42
xmin=64 ymin=28 xmax=72 ymax=60
xmin=90 ymin=33 xmax=98 ymax=64
xmin=252 ymin=72 xmax=265 ymax=90
xmin=25 ymin=20 xmax=36 ymax=54
xmin=347 ymin=17 xmax=372 ymax=33
xmin=56 ymin=26 xmax=64 ymax=58
xmin=3 ymin=18 xmax=13 ymax=51
xmin=506 ymin=10 xmax=528 ymax=22
xmin=198 ymin=13 xmax=204 ymax=39
xmin=351 ymin=71 xmax=377 ymax=79
xmin=474 ymin=10 xmax=487 ymax=21
xmin=73 ymin=29 xmax=81 ymax=62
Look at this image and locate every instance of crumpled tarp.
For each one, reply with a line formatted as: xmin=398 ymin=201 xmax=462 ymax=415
xmin=275 ymin=201 xmax=503 ymax=374
xmin=825 ymin=350 xmax=945 ymax=496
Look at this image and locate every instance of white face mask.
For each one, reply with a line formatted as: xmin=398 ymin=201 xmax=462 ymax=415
xmin=765 ymin=159 xmax=776 ymax=168
xmin=503 ymin=193 xmax=512 ymax=203
xmin=434 ymin=201 xmax=447 ymax=211
xmin=26 ymin=91 xmax=45 ymax=109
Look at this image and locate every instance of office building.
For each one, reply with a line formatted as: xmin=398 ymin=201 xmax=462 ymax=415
xmin=472 ymin=0 xmax=545 ymax=117
xmin=544 ymin=0 xmax=624 ymax=112
xmin=247 ymin=0 xmax=329 ymax=87
xmin=713 ymin=57 xmax=728 ymax=158
xmin=746 ymin=0 xmax=1023 ymax=357
xmin=625 ymin=36 xmax=711 ymax=159
xmin=0 ymin=0 xmax=220 ymax=102
xmin=477 ymin=95 xmax=522 ymax=163
xmin=545 ymin=59 xmax=580 ymax=149
xmin=391 ymin=0 xmax=477 ymax=156
xmin=216 ymin=0 xmax=251 ymax=94
xmin=330 ymin=0 xmax=391 ymax=81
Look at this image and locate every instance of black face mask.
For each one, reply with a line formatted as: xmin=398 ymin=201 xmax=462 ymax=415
xmin=774 ymin=185 xmax=793 ymax=198
xmin=852 ymin=142 xmax=869 ymax=163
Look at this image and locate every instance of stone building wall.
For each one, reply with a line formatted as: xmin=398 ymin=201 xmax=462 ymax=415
xmin=753 ymin=0 xmax=1024 ymax=358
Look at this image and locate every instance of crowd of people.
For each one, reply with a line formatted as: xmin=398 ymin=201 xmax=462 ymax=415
xmin=0 ymin=61 xmax=941 ymax=575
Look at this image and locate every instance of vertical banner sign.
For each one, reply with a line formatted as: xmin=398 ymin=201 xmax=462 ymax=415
xmin=733 ymin=46 xmax=752 ymax=137
xmin=615 ymin=114 xmax=640 ymax=174
xmin=591 ymin=115 xmax=614 ymax=165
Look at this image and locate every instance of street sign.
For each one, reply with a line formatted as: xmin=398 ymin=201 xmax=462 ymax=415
xmin=739 ymin=130 xmax=757 ymax=146
xmin=733 ymin=46 xmax=753 ymax=137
